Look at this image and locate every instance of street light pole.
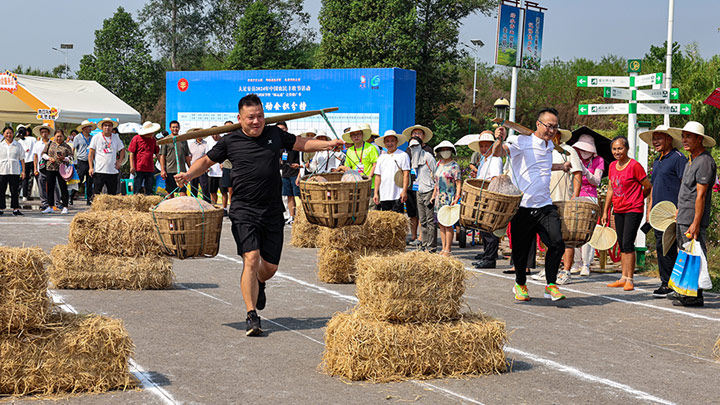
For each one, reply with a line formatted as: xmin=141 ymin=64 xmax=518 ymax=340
xmin=663 ymin=0 xmax=675 ymax=126
xmin=469 ymin=39 xmax=485 ymax=134
xmin=51 ymin=43 xmax=73 ymax=79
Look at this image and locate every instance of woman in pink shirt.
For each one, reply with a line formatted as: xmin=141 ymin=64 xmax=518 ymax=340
xmin=572 ymin=134 xmax=604 ymax=276
xmin=601 ymin=136 xmax=652 ymax=291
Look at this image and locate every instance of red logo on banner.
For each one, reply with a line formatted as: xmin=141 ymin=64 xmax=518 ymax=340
xmin=178 ymin=78 xmax=189 ymax=92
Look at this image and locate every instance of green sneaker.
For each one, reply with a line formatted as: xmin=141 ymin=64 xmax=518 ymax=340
xmin=513 ymin=284 xmax=530 ymax=301
xmin=544 ymin=284 xmax=566 ymax=301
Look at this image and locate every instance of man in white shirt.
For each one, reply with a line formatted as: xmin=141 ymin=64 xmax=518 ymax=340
xmin=188 ymin=136 xmax=211 ymax=203
xmin=494 ymin=108 xmax=571 ymax=302
xmin=308 ymin=131 xmax=344 ymax=174
xmin=205 ymin=131 xmax=223 ymax=204
xmin=373 ymin=130 xmax=410 ymax=213
xmin=88 ymin=118 xmax=125 ymax=196
xmin=16 ymin=125 xmax=35 ymax=201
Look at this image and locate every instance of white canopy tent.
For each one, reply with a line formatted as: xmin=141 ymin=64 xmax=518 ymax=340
xmin=0 ymin=74 xmax=141 ymax=125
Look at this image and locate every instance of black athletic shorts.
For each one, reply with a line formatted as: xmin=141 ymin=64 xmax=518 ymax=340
xmin=221 ymin=168 xmax=232 ymax=189
xmin=208 ymin=176 xmax=220 ymax=194
xmin=230 ymin=211 xmax=285 ymax=265
xmin=405 ymin=189 xmax=418 ymax=218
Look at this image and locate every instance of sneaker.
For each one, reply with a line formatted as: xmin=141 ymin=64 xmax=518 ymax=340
xmin=579 ymin=265 xmax=591 ymax=277
xmin=256 ymin=281 xmax=266 ymax=310
xmin=409 ymin=239 xmax=422 ymax=247
xmin=41 ymin=207 xmax=54 ymax=214
xmin=12 ymin=210 xmax=23 ymax=216
xmin=556 ymin=271 xmax=571 ymax=285
xmin=22 ymin=197 xmax=27 ymax=202
xmin=667 ymin=291 xmax=682 ymax=301
xmin=672 ymin=295 xmax=704 ymax=307
xmin=544 ymin=284 xmax=566 ymax=301
xmin=61 ymin=207 xmax=68 ymax=214
xmin=472 ymin=260 xmax=496 ymax=269
xmin=569 ymin=266 xmax=581 ymax=275
xmin=530 ymin=269 xmax=546 ymax=281
xmin=513 ymin=284 xmax=530 ymax=301
xmin=246 ymin=311 xmax=263 ymax=336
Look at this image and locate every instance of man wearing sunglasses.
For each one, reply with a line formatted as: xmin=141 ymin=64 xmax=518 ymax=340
xmin=494 ymin=108 xmax=571 ymax=303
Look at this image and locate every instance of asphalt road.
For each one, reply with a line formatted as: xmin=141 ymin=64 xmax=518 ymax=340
xmin=2 ymin=208 xmax=719 ymax=405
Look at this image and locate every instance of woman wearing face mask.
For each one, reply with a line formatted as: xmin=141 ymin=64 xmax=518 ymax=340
xmin=431 ymin=141 xmax=462 ymax=256
xmin=571 ymin=134 xmax=605 ymax=276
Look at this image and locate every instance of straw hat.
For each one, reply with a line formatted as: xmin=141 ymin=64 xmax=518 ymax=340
xmin=437 ymin=204 xmax=461 ymax=227
xmin=555 ymin=129 xmax=572 ymax=144
xmin=572 ymin=134 xmax=597 ymax=155
xmin=434 ymin=140 xmax=456 ymax=155
xmin=76 ymin=120 xmax=97 ymax=132
xmin=375 ymin=129 xmax=407 ymax=149
xmin=137 ymin=121 xmax=161 ymax=136
xmin=588 ymin=225 xmax=617 ymax=251
xmin=15 ymin=124 xmax=27 ymax=133
xmin=33 ymin=124 xmax=53 ymax=137
xmin=668 ymin=121 xmax=716 ymax=148
xmin=314 ymin=130 xmax=330 ymax=140
xmin=96 ymin=118 xmax=118 ymax=130
xmin=299 ymin=128 xmax=318 ymax=138
xmin=649 ymin=201 xmax=677 ymax=231
xmin=468 ymin=132 xmax=496 ymax=153
xmin=662 ymin=222 xmax=677 ymax=256
xmin=402 ymin=125 xmax=433 ymax=144
xmin=638 ymin=125 xmax=682 ymax=150
xmin=341 ymin=125 xmax=371 ymax=144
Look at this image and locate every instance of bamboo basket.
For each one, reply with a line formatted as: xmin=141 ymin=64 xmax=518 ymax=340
xmin=556 ymin=200 xmax=601 ymax=247
xmin=459 ymin=179 xmax=522 ymax=232
xmin=151 ymin=206 xmax=224 ymax=259
xmin=299 ymin=172 xmax=371 ymax=228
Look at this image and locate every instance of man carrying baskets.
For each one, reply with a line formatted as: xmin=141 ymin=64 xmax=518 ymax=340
xmin=175 ymin=94 xmax=344 ymax=336
xmin=494 ymin=108 xmax=571 ymax=302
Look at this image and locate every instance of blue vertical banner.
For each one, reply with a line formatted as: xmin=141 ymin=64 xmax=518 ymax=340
xmin=495 ymin=3 xmax=522 ymax=67
xmin=521 ymin=8 xmax=544 ymax=70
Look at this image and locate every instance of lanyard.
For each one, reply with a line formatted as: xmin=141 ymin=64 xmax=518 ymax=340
xmin=352 ymin=142 xmax=365 ymax=164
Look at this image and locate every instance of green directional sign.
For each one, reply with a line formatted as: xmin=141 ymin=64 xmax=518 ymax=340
xmin=681 ymin=104 xmax=691 ymax=114
xmin=635 ymin=103 xmax=692 ymax=115
xmin=604 ymin=87 xmax=632 ymax=100
xmin=670 ymin=88 xmax=679 ymax=100
xmin=577 ymin=76 xmax=588 ymax=87
xmin=578 ymin=104 xmax=588 ymax=115
xmin=579 ymin=103 xmax=630 ymax=115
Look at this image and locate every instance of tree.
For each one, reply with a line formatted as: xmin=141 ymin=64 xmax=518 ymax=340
xmin=78 ymin=7 xmax=163 ymax=117
xmin=139 ymin=0 xmax=209 ymax=70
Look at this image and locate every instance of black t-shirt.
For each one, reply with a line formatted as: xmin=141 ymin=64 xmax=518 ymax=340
xmin=280 ymin=149 xmax=300 ymax=178
xmin=207 ymin=126 xmax=296 ymax=216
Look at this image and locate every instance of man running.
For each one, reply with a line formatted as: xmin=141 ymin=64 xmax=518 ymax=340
xmin=175 ymin=94 xmax=344 ymax=336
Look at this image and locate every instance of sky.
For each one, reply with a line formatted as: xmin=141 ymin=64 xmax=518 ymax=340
xmin=2 ymin=0 xmax=719 ymax=74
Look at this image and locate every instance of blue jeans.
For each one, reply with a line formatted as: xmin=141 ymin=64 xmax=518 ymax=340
xmin=133 ymin=171 xmax=155 ymax=195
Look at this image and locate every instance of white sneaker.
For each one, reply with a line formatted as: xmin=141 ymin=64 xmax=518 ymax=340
xmin=570 ymin=266 xmax=581 ymax=275
xmin=530 ymin=270 xmax=546 ymax=281
xmin=22 ymin=197 xmax=28 ymax=202
xmin=556 ymin=271 xmax=572 ymax=285
xmin=41 ymin=207 xmax=54 ymax=214
xmin=61 ymin=207 xmax=68 ymax=214
xmin=580 ymin=265 xmax=591 ymax=276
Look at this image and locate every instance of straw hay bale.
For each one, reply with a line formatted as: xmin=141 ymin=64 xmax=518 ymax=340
xmin=0 ymin=247 xmax=51 ymax=333
xmin=91 ymin=194 xmax=163 ymax=212
xmin=321 ymin=311 xmax=507 ymax=382
xmin=354 ymin=251 xmax=466 ymax=322
xmin=290 ymin=205 xmax=319 ymax=248
xmin=0 ymin=311 xmax=136 ymax=397
xmin=49 ymin=245 xmax=174 ymax=290
xmin=68 ymin=211 xmax=162 ymax=256
xmin=714 ymin=338 xmax=720 ymax=360
xmin=317 ymin=210 xmax=408 ymax=251
xmin=317 ymin=247 xmax=399 ymax=284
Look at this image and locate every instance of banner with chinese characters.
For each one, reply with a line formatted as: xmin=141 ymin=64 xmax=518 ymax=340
xmin=521 ymin=8 xmax=544 ymax=70
xmin=37 ymin=106 xmax=60 ymax=121
xmin=495 ymin=3 xmax=522 ymax=67
xmin=0 ymin=70 xmax=18 ymax=94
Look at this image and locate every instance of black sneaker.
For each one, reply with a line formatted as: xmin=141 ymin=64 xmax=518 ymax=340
xmin=12 ymin=210 xmax=23 ymax=216
xmin=246 ymin=311 xmax=263 ymax=336
xmin=472 ymin=260 xmax=496 ymax=269
xmin=667 ymin=291 xmax=682 ymax=301
xmin=672 ymin=295 xmax=704 ymax=307
xmin=473 ymin=253 xmax=484 ymax=260
xmin=256 ymin=281 xmax=266 ymax=311
xmin=652 ymin=286 xmax=673 ymax=298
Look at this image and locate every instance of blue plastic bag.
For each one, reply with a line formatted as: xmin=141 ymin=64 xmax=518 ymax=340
xmin=669 ymin=240 xmax=703 ymax=297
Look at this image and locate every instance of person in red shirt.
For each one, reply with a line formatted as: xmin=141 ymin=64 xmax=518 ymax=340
xmin=601 ymin=136 xmax=652 ymax=291
xmin=128 ymin=122 xmax=161 ymax=195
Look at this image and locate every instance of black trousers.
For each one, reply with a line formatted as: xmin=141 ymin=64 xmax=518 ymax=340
xmin=133 ymin=171 xmax=155 ymax=195
xmin=94 ymin=173 xmax=119 ymax=196
xmin=0 ymin=174 xmax=21 ymax=209
xmin=76 ymin=160 xmax=93 ymax=201
xmin=21 ymin=162 xmax=34 ymax=198
xmin=379 ymin=199 xmax=404 ymax=213
xmin=480 ymin=231 xmax=499 ymax=262
xmin=510 ymin=205 xmax=565 ymax=285
xmin=45 ymin=171 xmax=68 ymax=208
xmin=190 ymin=173 xmax=211 ymax=203
xmin=614 ymin=212 xmax=643 ymax=253
xmin=654 ymin=228 xmax=677 ymax=286
xmin=509 ymin=234 xmax=537 ymax=269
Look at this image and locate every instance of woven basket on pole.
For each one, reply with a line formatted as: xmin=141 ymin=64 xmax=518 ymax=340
xmin=555 ymin=200 xmax=601 ymax=247
xmin=459 ymin=179 xmax=522 ymax=232
xmin=299 ymin=172 xmax=371 ymax=228
xmin=151 ymin=207 xmax=224 ymax=259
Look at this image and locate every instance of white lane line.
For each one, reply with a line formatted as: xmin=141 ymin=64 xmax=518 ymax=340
xmin=176 ymin=283 xmax=233 ymax=305
xmin=411 ymin=381 xmax=486 ymax=405
xmin=505 ymin=347 xmax=675 ymax=405
xmin=468 ymin=268 xmax=720 ymax=322
xmin=49 ymin=292 xmax=179 ymax=405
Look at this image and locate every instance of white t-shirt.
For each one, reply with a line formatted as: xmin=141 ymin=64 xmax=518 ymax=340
xmin=310 ymin=151 xmax=344 ymax=173
xmin=205 ymin=136 xmax=222 ymax=177
xmin=33 ymin=140 xmax=48 ymax=167
xmin=508 ymin=134 xmax=554 ymax=208
xmin=374 ymin=149 xmax=410 ymax=201
xmin=19 ymin=137 xmax=36 ymax=163
xmin=550 ymin=144 xmax=582 ymax=202
xmin=89 ymin=133 xmax=124 ymax=174
xmin=475 ymin=155 xmax=504 ymax=181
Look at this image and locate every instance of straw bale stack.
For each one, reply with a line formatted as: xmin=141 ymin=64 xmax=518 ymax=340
xmin=91 ymin=194 xmax=163 ymax=212
xmin=0 ymin=247 xmax=51 ymax=333
xmin=49 ymin=245 xmax=174 ymax=290
xmin=354 ymin=252 xmax=466 ymax=322
xmin=317 ymin=248 xmax=397 ymax=284
xmin=290 ymin=204 xmax=320 ymax=248
xmin=321 ymin=311 xmax=507 ymax=382
xmin=0 ymin=311 xmax=136 ymax=396
xmin=68 ymin=211 xmax=162 ymax=256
